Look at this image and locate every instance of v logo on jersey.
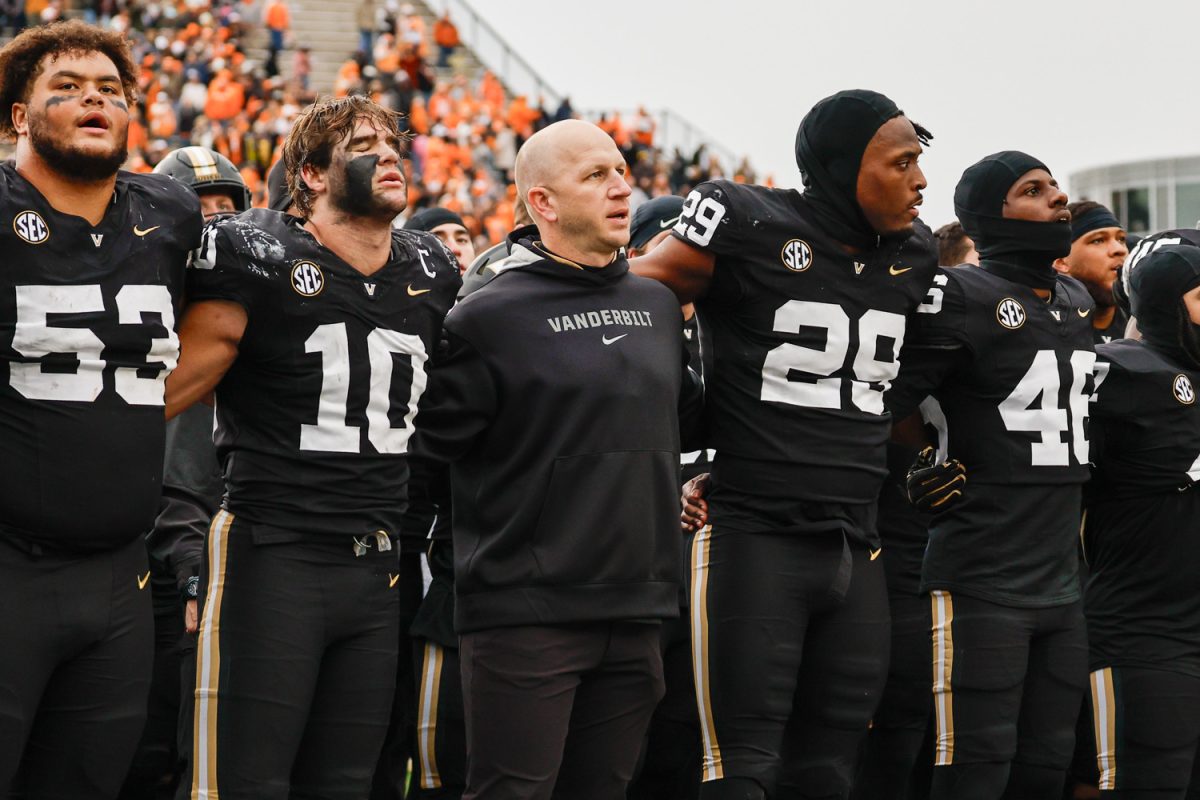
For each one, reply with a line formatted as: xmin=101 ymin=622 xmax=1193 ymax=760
xmin=407 ymin=285 xmax=431 ymax=297
xmin=137 ymin=571 xmax=151 ymax=590
xmin=389 ymin=573 xmax=400 ymax=588
xmin=1050 ymin=310 xmax=1062 ymax=321
xmin=364 ymin=283 xmax=377 ymax=297
xmin=133 ymin=225 xmax=160 ymax=237
xmin=90 ymin=233 xmax=103 ymax=247
xmin=853 ymin=261 xmax=866 ymax=275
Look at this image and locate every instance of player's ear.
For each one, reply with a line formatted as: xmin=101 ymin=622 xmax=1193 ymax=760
xmin=11 ymin=102 xmax=27 ymax=137
xmin=299 ymin=162 xmax=325 ymax=196
xmin=1051 ymin=256 xmax=1071 ymax=275
xmin=526 ymin=186 xmax=556 ymax=223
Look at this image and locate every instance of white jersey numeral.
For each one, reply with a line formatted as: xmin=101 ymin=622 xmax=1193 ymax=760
xmin=9 ymin=283 xmax=176 ymax=405
xmin=999 ymin=349 xmax=1094 ymax=466
xmin=760 ymin=299 xmax=905 ymax=414
xmin=300 ymin=322 xmax=429 ymax=455
xmin=675 ymin=190 xmax=727 ymax=248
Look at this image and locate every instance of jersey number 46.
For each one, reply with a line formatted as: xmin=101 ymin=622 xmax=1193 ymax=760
xmin=1000 ymin=349 xmax=1095 ymax=467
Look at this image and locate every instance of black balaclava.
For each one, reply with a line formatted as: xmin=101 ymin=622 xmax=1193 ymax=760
xmin=954 ymin=151 xmax=1072 ymax=290
xmin=1129 ymin=244 xmax=1200 ymax=369
xmin=794 ymin=89 xmax=904 ymax=251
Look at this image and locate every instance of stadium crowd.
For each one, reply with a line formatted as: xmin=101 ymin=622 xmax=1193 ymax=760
xmin=11 ymin=0 xmax=759 ymax=252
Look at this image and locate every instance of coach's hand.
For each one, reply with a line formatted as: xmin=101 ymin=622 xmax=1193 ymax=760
xmin=906 ymin=447 xmax=967 ymax=514
xmin=184 ymin=599 xmax=198 ymax=634
xmin=681 ymin=473 xmax=710 ymax=533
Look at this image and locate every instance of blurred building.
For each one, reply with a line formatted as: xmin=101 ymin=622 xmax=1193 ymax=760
xmin=1071 ymin=155 xmax=1200 ymax=235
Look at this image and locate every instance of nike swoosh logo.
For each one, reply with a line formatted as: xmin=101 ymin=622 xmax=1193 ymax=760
xmin=869 ymin=548 xmax=883 ymax=561
xmin=389 ymin=573 xmax=399 ymax=588
xmin=888 ymin=265 xmax=912 ymax=276
xmin=133 ymin=225 xmax=160 ymax=237
xmin=1077 ymin=308 xmax=1090 ymax=317
xmin=602 ymin=334 xmax=628 ymax=345
xmin=137 ymin=571 xmax=151 ymax=590
xmin=407 ymin=285 xmax=431 ymax=296
xmin=659 ymin=216 xmax=681 ymax=229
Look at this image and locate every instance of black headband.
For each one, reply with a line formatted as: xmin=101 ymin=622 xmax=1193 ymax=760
xmin=405 ymin=207 xmax=466 ymax=232
xmin=1070 ymin=206 xmax=1121 ymax=243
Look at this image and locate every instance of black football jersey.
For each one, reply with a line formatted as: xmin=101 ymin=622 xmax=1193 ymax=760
xmin=905 ymin=266 xmax=1096 ymax=606
xmin=187 ymin=209 xmax=460 ymax=538
xmin=1092 ymin=306 xmax=1127 ymax=346
xmin=0 ymin=165 xmax=200 ymax=551
xmin=676 ymin=180 xmax=937 ymax=535
xmin=1085 ymin=340 xmax=1200 ymax=676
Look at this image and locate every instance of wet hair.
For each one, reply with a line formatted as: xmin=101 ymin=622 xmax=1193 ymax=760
xmin=0 ymin=20 xmax=138 ymax=141
xmin=934 ymin=220 xmax=973 ymax=266
xmin=280 ymin=95 xmax=408 ymax=216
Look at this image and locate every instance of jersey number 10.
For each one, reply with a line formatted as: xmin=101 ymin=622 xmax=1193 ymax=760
xmin=300 ymin=322 xmax=428 ymax=455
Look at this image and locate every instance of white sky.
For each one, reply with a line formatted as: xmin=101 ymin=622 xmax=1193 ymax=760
xmin=464 ymin=0 xmax=1200 ymax=228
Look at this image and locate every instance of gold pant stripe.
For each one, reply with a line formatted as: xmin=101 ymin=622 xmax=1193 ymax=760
xmin=931 ymin=590 xmax=956 ymax=766
xmin=690 ymin=525 xmax=723 ymax=782
xmin=1091 ymin=667 xmax=1118 ymax=790
xmin=192 ymin=509 xmax=234 ymax=800
xmin=416 ymin=641 xmax=444 ymax=789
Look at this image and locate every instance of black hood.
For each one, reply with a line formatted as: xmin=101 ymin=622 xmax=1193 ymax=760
xmin=794 ymin=89 xmax=903 ymax=251
xmin=1129 ymin=243 xmax=1200 ymax=368
xmin=954 ymin=150 xmax=1072 ymax=290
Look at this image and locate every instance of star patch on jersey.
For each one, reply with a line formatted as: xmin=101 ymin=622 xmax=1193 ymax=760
xmin=996 ymin=297 xmax=1026 ymax=330
xmin=291 ymin=261 xmax=325 ymax=297
xmin=780 ymin=239 xmax=812 ymax=272
xmin=13 ymin=210 xmax=48 ymax=244
xmin=1173 ymin=374 xmax=1195 ymax=405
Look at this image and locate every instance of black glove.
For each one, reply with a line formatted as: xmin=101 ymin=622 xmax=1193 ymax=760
xmin=906 ymin=446 xmax=967 ymax=514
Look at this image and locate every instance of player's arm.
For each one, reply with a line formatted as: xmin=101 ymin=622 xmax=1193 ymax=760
xmin=630 ymin=236 xmax=714 ymax=305
xmin=886 ymin=270 xmax=970 ymax=422
xmin=166 ymin=300 xmax=247 ymax=419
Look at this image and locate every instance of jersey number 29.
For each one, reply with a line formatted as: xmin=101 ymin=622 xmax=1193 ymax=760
xmin=760 ymin=300 xmax=905 ymax=414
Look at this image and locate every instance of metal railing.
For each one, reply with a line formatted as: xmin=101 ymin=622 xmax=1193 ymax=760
xmin=433 ymin=0 xmax=744 ymax=173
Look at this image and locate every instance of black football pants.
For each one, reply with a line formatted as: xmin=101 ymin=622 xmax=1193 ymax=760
xmin=852 ymin=590 xmax=933 ymax=800
xmin=691 ymin=527 xmax=890 ymax=800
xmin=460 ymin=621 xmax=664 ymax=800
xmin=370 ymin=549 xmax=424 ymax=800
xmin=410 ymin=639 xmax=466 ymax=799
xmin=186 ymin=511 xmax=399 ymax=800
xmin=928 ymin=592 xmax=1087 ymax=800
xmin=1090 ymin=666 xmax=1200 ymax=799
xmin=0 ymin=535 xmax=153 ymax=799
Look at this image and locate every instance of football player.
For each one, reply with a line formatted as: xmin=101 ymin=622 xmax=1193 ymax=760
xmin=154 ymin=146 xmax=252 ymax=221
xmin=405 ymin=207 xmax=476 ymax=275
xmin=627 ymin=193 xmax=705 ymax=800
xmin=1085 ymin=244 xmax=1200 ymax=799
xmin=0 ymin=20 xmax=201 ymax=798
xmin=165 ymin=95 xmax=459 ymax=800
xmin=120 ymin=149 xmax=251 ymax=799
xmin=888 ymin=152 xmax=1093 ymax=799
xmin=1053 ymin=201 xmax=1128 ymax=345
xmin=634 ymin=89 xmax=937 ymax=799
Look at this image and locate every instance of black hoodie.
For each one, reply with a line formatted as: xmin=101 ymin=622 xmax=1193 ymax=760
xmin=414 ymin=235 xmax=703 ymax=632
